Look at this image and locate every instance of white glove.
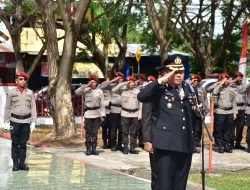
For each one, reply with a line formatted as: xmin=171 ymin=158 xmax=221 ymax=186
xmin=30 ymin=123 xmax=36 ymax=133
xmin=4 ymin=122 xmax=11 ymax=130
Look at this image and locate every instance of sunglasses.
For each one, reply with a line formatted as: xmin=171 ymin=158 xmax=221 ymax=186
xmin=17 ymin=78 xmax=27 ymax=81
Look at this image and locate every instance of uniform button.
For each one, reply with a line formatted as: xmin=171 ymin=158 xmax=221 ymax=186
xmin=181 ymin=109 xmax=184 ymax=112
xmin=183 ymin=118 xmax=185 ymax=120
xmin=181 ymin=101 xmax=183 ymax=104
xmin=163 ymin=127 xmax=166 ymax=130
xmin=182 ymin=126 xmax=186 ymax=130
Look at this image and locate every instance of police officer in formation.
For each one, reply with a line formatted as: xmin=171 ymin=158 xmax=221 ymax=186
xmin=230 ymin=72 xmax=246 ymax=150
xmin=190 ymin=74 xmax=209 ymax=153
xmin=75 ymin=75 xmax=105 ymax=156
xmin=97 ymin=72 xmax=124 ymax=151
xmin=4 ymin=71 xmax=36 ymax=171
xmin=238 ymin=80 xmax=250 ymax=153
xmin=113 ymin=76 xmax=142 ymax=154
xmin=212 ymin=73 xmax=237 ymax=153
xmin=135 ymin=74 xmax=147 ymax=148
xmin=138 ymin=56 xmax=195 ymax=190
xmin=98 ymin=77 xmax=112 ymax=149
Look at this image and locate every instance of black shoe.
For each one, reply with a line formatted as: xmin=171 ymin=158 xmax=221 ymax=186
xmin=218 ymin=145 xmax=224 ymax=153
xmin=19 ymin=164 xmax=29 ymax=171
xmin=234 ymin=144 xmax=246 ymax=150
xmin=224 ymin=145 xmax=233 ymax=153
xmin=117 ymin=145 xmax=123 ymax=151
xmin=12 ymin=166 xmax=19 ymax=171
xmin=102 ymin=141 xmax=108 ymax=149
xmin=123 ymin=147 xmax=128 ymax=154
xmin=86 ymin=145 xmax=92 ymax=156
xmin=129 ymin=149 xmax=139 ymax=154
xmin=111 ymin=146 xmax=117 ymax=151
xmin=92 ymin=146 xmax=99 ymax=155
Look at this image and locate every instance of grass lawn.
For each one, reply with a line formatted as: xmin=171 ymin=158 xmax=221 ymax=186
xmin=189 ymin=173 xmax=250 ymax=190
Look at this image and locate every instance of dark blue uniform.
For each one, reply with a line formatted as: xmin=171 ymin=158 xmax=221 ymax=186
xmin=138 ymin=80 xmax=194 ymax=190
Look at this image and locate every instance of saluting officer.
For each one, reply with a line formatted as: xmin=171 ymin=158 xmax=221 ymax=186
xmin=238 ymin=81 xmax=250 ymax=153
xmin=4 ymin=71 xmax=36 ymax=171
xmin=112 ymin=76 xmax=142 ymax=154
xmin=212 ymin=73 xmax=237 ymax=153
xmin=141 ymin=75 xmax=158 ymax=190
xmin=190 ymin=74 xmax=209 ymax=153
xmin=98 ymin=77 xmax=112 ymax=149
xmin=135 ymin=74 xmax=147 ymax=148
xmin=97 ymin=72 xmax=124 ymax=151
xmin=230 ymin=72 xmax=246 ymax=150
xmin=75 ymin=75 xmax=105 ymax=156
xmin=138 ymin=56 xmax=195 ymax=190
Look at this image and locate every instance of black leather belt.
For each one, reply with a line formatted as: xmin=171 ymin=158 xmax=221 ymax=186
xmin=11 ymin=113 xmax=31 ymax=119
xmin=122 ymin=107 xmax=138 ymax=112
xmin=84 ymin=106 xmax=100 ymax=111
xmin=105 ymin=106 xmax=110 ymax=109
xmin=237 ymin=103 xmax=245 ymax=106
xmin=215 ymin=106 xmax=233 ymax=111
xmin=110 ymin=103 xmax=122 ymax=108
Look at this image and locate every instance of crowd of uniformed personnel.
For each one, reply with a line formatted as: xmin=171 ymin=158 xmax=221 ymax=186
xmin=74 ymin=67 xmax=250 ymax=157
xmin=4 ymin=61 xmax=250 ymax=190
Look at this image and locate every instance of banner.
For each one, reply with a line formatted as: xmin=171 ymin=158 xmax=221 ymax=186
xmin=238 ymin=19 xmax=248 ymax=83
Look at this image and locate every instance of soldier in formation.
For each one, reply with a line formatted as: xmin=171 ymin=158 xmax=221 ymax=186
xmin=4 ymin=71 xmax=36 ymax=171
xmin=75 ymin=75 xmax=105 ymax=156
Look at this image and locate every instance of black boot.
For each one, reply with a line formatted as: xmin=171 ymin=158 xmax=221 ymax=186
xmin=92 ymin=145 xmax=99 ymax=155
xmin=218 ymin=144 xmax=224 ymax=153
xmin=86 ymin=144 xmax=92 ymax=156
xmin=123 ymin=145 xmax=128 ymax=154
xmin=129 ymin=148 xmax=139 ymax=154
xmin=234 ymin=143 xmax=246 ymax=150
xmin=12 ymin=159 xmax=19 ymax=171
xmin=19 ymin=160 xmax=29 ymax=170
xmin=224 ymin=144 xmax=232 ymax=153
xmin=102 ymin=140 xmax=108 ymax=149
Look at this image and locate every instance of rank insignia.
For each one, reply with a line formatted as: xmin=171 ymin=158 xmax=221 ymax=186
xmin=167 ymin=103 xmax=173 ymax=109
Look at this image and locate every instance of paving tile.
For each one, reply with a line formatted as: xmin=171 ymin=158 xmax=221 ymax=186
xmin=0 ymin=138 xmax=150 ymax=190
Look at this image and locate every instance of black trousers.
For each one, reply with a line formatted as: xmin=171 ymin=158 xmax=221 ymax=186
xmin=149 ymin=152 xmax=158 ymax=190
xmin=121 ymin=117 xmax=138 ymax=149
xmin=102 ymin=114 xmax=111 ymax=144
xmin=10 ymin=121 xmax=30 ymax=161
xmin=233 ymin=110 xmax=245 ymax=144
xmin=137 ymin=120 xmax=143 ymax=145
xmin=155 ymin=149 xmax=192 ymax=190
xmin=214 ymin=113 xmax=234 ymax=146
xmin=245 ymin=114 xmax=250 ymax=145
xmin=193 ymin=115 xmax=202 ymax=147
xmin=84 ymin=118 xmax=100 ymax=146
xmin=109 ymin=113 xmax=122 ymax=147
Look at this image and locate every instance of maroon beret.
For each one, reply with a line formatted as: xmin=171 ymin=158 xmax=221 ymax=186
xmin=89 ymin=75 xmax=99 ymax=82
xmin=16 ymin=71 xmax=28 ymax=79
xmin=147 ymin=75 xmax=156 ymax=81
xmin=127 ymin=75 xmax=136 ymax=82
xmin=220 ymin=73 xmax=230 ymax=79
xmin=115 ymin=72 xmax=124 ymax=78
xmin=234 ymin=71 xmax=243 ymax=77
xmin=136 ymin=74 xmax=145 ymax=80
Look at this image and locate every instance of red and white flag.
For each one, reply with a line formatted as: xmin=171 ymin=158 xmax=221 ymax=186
xmin=238 ymin=19 xmax=248 ymax=83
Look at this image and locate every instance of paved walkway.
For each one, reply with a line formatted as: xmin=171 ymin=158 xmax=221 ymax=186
xmin=1 ymin=135 xmax=250 ymax=190
xmin=0 ymin=138 xmax=150 ymax=190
